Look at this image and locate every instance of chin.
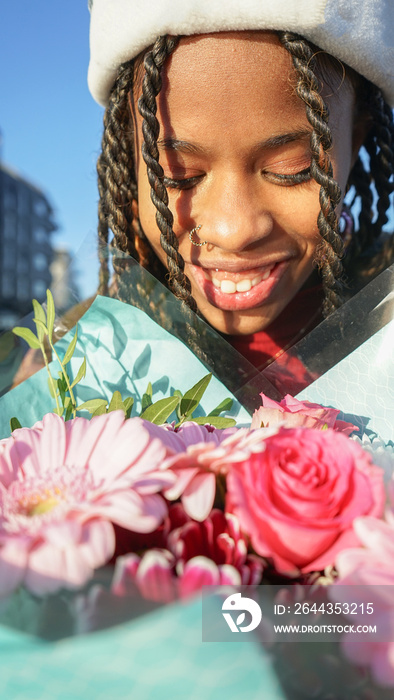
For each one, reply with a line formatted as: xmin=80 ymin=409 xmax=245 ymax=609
xmin=197 ymin=299 xmax=281 ymax=336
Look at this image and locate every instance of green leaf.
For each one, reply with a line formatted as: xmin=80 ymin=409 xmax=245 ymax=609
xmin=77 ymin=398 xmax=108 ymax=414
xmin=10 ymin=417 xmax=22 ymax=431
xmin=47 ymin=377 xmax=57 ymax=398
xmin=53 ymin=406 xmax=64 ymax=417
xmin=46 ymin=289 xmax=55 ymax=339
xmin=186 ymin=416 xmax=237 ymax=429
xmin=57 ymin=376 xmax=66 ymax=404
xmin=123 ymin=397 xmax=134 ymax=419
xmin=172 ymin=389 xmax=183 ymax=421
xmin=208 ymin=397 xmax=234 ymax=417
xmin=34 ymin=318 xmax=49 ymax=335
xmin=108 ymin=390 xmax=124 ymax=413
xmin=179 ymin=373 xmax=212 ymax=419
xmin=12 ymin=327 xmax=41 ymax=350
xmin=91 ymin=404 xmax=107 ymax=417
xmin=64 ymin=403 xmax=74 ymax=421
xmin=140 ymin=395 xmax=180 ymax=425
xmin=141 ymin=381 xmax=153 ymax=413
xmin=32 ymin=299 xmax=47 ymax=342
xmin=70 ymin=357 xmax=86 ymax=388
xmin=63 ymin=325 xmax=78 ymax=365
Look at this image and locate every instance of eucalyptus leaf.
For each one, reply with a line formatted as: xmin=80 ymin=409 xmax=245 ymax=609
xmin=77 ymin=398 xmax=108 ymax=414
xmin=108 ymin=390 xmax=124 ymax=413
xmin=12 ymin=327 xmax=41 ymax=350
xmin=208 ymin=397 xmax=234 ymax=417
xmin=179 ymin=373 xmax=212 ymax=419
xmin=46 ymin=289 xmax=55 ymax=339
xmin=70 ymin=357 xmax=86 ymax=388
xmin=185 ymin=416 xmax=236 ymax=429
xmin=123 ymin=396 xmax=134 ymax=418
xmin=10 ymin=417 xmax=22 ymax=431
xmin=140 ymin=395 xmax=180 ymax=425
xmin=32 ymin=299 xmax=47 ymax=343
xmin=63 ymin=326 xmax=78 ymax=365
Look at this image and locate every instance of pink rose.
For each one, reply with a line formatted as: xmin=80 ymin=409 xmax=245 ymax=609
xmin=251 ymin=394 xmax=357 ymax=435
xmin=226 ymin=427 xmax=385 ymax=573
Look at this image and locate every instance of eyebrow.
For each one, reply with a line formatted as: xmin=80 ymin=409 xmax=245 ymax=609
xmin=157 ymin=129 xmax=312 ymax=155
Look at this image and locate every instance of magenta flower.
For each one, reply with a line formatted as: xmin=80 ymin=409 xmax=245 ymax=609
xmin=251 ymin=393 xmax=357 ymax=435
xmin=112 ymin=504 xmax=264 ymax=603
xmin=0 ymin=412 xmax=174 ymax=595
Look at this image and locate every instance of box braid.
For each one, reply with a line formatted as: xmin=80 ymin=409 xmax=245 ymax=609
xmin=137 ymin=36 xmax=198 ymax=313
xmin=279 ymin=31 xmax=345 ymax=317
xmin=279 ymin=31 xmax=394 ymax=305
xmin=96 ymin=58 xmax=165 ymax=297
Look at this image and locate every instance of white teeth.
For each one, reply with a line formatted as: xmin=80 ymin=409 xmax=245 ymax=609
xmin=220 ymin=280 xmax=237 ymax=294
xmin=207 ymin=267 xmax=273 ymax=294
xmin=236 ymin=279 xmax=252 ymax=293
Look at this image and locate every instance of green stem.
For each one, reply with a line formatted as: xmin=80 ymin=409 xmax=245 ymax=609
xmin=40 ymin=342 xmax=62 ymax=415
xmin=50 ymin=340 xmax=77 ymax=418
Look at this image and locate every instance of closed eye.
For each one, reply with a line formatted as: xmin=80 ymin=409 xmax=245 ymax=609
xmin=262 ymin=167 xmax=312 ymax=186
xmin=162 ymin=175 xmax=203 ymax=190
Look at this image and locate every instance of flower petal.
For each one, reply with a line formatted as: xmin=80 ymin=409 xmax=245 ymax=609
xmin=182 ymin=472 xmax=216 ymax=521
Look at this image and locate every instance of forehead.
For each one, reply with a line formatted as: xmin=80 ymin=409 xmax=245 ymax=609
xmin=150 ymin=31 xmax=310 ymax=142
xmin=160 ymin=31 xmax=296 ymax=110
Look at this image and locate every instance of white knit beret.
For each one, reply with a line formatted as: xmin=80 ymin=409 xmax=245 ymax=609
xmin=88 ymin=0 xmax=394 ymax=107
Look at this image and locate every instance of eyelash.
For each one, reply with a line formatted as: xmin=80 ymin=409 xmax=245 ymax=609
xmin=162 ymin=167 xmax=312 ymax=190
xmin=162 ymin=175 xmax=202 ymax=190
xmin=261 ymin=167 xmax=312 ymax=186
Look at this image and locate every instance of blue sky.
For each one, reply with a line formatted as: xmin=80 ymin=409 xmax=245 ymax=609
xmin=0 ymin=2 xmax=104 ymax=297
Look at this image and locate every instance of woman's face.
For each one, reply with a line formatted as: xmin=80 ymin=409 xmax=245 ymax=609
xmin=132 ymin=32 xmax=356 ymax=335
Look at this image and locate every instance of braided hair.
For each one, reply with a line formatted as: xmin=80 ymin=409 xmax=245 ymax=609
xmin=97 ymin=32 xmax=394 ymax=319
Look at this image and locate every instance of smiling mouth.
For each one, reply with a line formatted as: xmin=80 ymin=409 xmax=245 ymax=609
xmin=188 ymin=261 xmax=289 ymax=311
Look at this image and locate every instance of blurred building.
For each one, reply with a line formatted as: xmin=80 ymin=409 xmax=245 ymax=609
xmin=50 ymin=247 xmax=81 ymax=315
xmin=0 ymin=162 xmax=57 ymax=329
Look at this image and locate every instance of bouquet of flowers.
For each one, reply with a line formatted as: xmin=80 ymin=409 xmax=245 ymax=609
xmin=1 ymin=284 xmax=394 ymax=699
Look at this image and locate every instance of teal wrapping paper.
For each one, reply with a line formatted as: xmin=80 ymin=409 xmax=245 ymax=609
xmin=0 ymin=597 xmax=285 ymax=700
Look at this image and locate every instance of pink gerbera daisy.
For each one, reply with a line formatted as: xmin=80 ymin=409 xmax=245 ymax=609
xmin=0 ymin=412 xmax=174 ymax=596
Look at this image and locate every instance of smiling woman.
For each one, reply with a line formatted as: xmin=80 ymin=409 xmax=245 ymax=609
xmin=131 ymin=32 xmax=357 ymax=335
xmin=90 ymin=0 xmax=394 ymax=375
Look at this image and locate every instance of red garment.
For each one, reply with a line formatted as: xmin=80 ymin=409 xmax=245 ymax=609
xmin=228 ymin=285 xmax=324 ymax=394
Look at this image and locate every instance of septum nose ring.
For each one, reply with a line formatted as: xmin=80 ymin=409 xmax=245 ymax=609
xmin=189 ymin=225 xmax=207 ymax=247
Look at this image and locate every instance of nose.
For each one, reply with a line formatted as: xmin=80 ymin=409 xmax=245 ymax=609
xmin=196 ymin=172 xmax=274 ymax=253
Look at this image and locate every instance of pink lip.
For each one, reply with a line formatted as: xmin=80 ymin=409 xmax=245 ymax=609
xmin=189 ymin=261 xmax=290 ymax=311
